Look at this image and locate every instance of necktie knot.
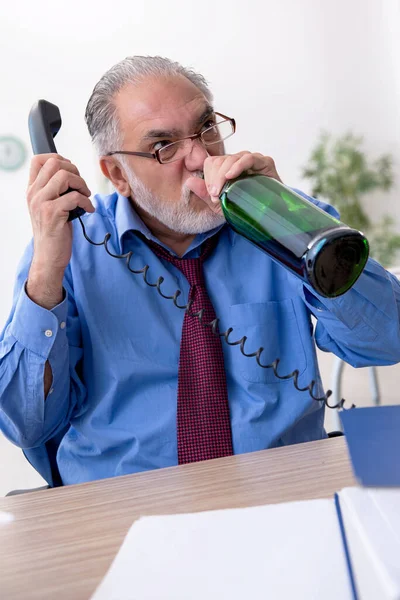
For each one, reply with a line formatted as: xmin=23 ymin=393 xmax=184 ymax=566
xmin=174 ymin=258 xmax=204 ymax=287
xmin=146 ymin=235 xmax=217 ymax=288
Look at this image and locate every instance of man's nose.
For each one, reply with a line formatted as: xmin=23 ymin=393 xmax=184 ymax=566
xmin=183 ymin=138 xmax=209 ymax=171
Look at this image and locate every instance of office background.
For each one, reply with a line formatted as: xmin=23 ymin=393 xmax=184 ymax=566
xmin=1 ymin=0 xmax=400 ymax=495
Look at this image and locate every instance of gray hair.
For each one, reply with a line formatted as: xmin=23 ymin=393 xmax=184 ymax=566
xmin=85 ymin=55 xmax=213 ymax=155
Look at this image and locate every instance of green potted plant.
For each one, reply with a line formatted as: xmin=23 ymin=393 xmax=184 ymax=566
xmin=302 ymin=132 xmax=400 ymax=267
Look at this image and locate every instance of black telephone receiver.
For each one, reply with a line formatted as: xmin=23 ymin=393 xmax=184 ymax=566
xmin=28 ymin=99 xmax=85 ymax=222
xmin=27 ymin=99 xmax=350 ymax=412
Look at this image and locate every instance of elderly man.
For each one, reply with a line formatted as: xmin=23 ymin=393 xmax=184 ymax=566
xmin=1 ymin=56 xmax=399 ymax=487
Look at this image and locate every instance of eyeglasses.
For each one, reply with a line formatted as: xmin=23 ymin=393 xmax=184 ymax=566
xmin=106 ymin=112 xmax=236 ymax=164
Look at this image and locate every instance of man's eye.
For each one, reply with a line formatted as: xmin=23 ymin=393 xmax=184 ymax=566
xmin=153 ymin=140 xmax=172 ymax=151
xmin=202 ymin=119 xmax=216 ymax=131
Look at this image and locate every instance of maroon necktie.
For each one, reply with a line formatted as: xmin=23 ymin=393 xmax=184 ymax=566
xmin=147 ymin=235 xmax=233 ymax=464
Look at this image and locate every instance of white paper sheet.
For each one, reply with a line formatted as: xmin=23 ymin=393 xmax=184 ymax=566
xmin=339 ymin=487 xmax=400 ymax=600
xmin=91 ymin=497 xmax=352 ymax=600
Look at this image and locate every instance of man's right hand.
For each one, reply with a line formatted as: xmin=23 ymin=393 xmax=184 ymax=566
xmin=26 ymin=154 xmax=95 ymax=309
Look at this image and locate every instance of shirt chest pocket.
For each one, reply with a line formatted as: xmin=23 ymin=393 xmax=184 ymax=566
xmin=91 ymin=287 xmax=181 ymax=368
xmin=223 ymin=299 xmax=308 ymax=384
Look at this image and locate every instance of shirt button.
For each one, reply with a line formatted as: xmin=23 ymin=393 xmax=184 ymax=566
xmin=60 ymin=321 xmax=66 ymax=329
xmin=49 ymin=388 xmax=54 ymax=395
xmin=44 ymin=329 xmax=53 ymax=338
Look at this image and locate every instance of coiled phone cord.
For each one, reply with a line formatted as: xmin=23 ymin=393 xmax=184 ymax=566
xmin=77 ymin=216 xmax=354 ymax=411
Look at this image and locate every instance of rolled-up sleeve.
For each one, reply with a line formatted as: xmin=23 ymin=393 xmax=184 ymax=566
xmin=291 ymin=189 xmax=400 ymax=367
xmin=0 ymin=242 xmax=85 ymax=449
xmin=302 ymin=258 xmax=400 ymax=367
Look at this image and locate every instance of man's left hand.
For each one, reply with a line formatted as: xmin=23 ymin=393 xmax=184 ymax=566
xmin=186 ymin=152 xmax=282 ymax=214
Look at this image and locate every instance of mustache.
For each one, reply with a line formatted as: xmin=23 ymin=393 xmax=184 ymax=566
xmin=182 ymin=170 xmax=204 ymax=204
xmin=191 ymin=170 xmax=204 ymax=179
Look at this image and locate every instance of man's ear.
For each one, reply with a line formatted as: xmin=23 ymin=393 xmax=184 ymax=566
xmin=100 ymin=157 xmax=131 ymax=197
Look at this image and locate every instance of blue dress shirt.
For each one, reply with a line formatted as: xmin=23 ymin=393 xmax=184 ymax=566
xmin=1 ymin=190 xmax=400 ymax=485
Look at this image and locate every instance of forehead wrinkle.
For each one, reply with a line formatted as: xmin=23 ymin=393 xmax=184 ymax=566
xmin=117 ymin=74 xmax=214 ymax=142
xmin=140 ymin=103 xmax=214 ymax=143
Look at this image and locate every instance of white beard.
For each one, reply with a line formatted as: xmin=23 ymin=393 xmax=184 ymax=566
xmin=124 ymin=168 xmax=226 ymax=234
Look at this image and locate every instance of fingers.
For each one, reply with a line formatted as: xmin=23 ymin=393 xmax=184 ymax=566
xmin=225 ymin=153 xmax=277 ymax=179
xmin=28 ymin=154 xmax=72 ymax=186
xmin=29 ymin=183 xmax=95 ymax=219
xmin=44 ymin=170 xmax=91 ymax=200
xmin=33 ymin=190 xmax=95 ymax=229
xmin=47 ymin=190 xmax=95 ymax=219
xmin=28 ymin=167 xmax=91 ymax=209
xmin=203 ymin=152 xmax=282 ymax=205
xmin=29 ymin=157 xmax=81 ymax=197
xmin=28 ymin=154 xmax=90 ymax=204
xmin=203 ymin=152 xmax=248 ymax=198
xmin=185 ymin=176 xmax=223 ymax=215
xmin=27 ymin=154 xmax=94 ymax=225
xmin=185 ymin=176 xmax=209 ymax=202
xmin=187 ymin=152 xmax=282 ymax=215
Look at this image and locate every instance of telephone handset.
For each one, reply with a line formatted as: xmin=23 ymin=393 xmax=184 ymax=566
xmin=27 ymin=99 xmax=351 ymax=411
xmin=28 ymin=100 xmax=85 ymax=222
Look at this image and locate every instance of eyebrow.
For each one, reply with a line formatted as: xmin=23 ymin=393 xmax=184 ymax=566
xmin=141 ymin=105 xmax=215 ymax=142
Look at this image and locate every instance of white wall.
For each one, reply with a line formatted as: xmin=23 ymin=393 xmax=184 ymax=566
xmin=0 ymin=0 xmax=400 ymax=492
xmin=1 ymin=0 xmax=400 ymax=323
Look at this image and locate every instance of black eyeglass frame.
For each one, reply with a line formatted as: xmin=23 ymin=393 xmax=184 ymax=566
xmin=105 ymin=112 xmax=236 ymax=164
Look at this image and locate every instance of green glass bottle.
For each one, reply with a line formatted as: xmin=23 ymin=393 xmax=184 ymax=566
xmin=219 ymin=174 xmax=369 ymax=298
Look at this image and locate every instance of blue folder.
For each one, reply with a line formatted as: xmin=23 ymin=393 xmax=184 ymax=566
xmin=336 ymin=405 xmax=400 ymax=599
xmin=340 ymin=405 xmax=400 ymax=486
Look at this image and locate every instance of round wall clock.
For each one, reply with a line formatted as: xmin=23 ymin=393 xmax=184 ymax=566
xmin=0 ymin=136 xmax=27 ymax=171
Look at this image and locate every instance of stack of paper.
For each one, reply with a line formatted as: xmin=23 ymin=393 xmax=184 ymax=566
xmin=91 ymin=496 xmax=353 ymax=600
xmin=338 ymin=487 xmax=400 ymax=600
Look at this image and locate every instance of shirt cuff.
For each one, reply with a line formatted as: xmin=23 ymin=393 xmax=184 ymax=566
xmin=8 ymin=282 xmax=69 ymax=360
xmin=301 ymin=281 xmax=378 ymax=344
xmin=302 ymin=283 xmax=363 ymax=328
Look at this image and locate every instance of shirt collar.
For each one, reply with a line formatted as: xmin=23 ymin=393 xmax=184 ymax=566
xmin=114 ymin=192 xmax=226 ymax=257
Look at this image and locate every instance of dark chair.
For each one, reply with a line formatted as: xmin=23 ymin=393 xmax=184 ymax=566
xmin=5 ymin=425 xmax=68 ymax=496
xmin=327 ymin=430 xmax=344 ymax=438
xmin=6 ymin=485 xmax=51 ymax=496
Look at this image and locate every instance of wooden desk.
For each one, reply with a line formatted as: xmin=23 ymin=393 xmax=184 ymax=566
xmin=0 ymin=437 xmax=355 ymax=600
